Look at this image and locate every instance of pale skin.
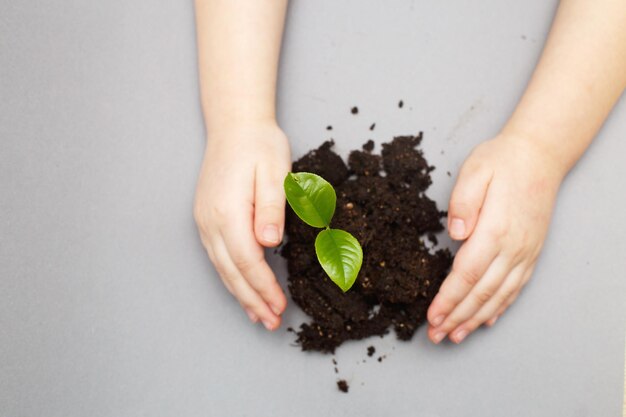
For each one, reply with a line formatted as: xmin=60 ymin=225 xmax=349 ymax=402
xmin=193 ymin=0 xmax=626 ymax=340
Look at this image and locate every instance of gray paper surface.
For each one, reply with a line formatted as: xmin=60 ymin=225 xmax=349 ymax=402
xmin=1 ymin=1 xmax=624 ymax=416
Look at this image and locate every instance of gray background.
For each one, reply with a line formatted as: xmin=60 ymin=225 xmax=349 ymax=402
xmin=1 ymin=1 xmax=625 ymax=416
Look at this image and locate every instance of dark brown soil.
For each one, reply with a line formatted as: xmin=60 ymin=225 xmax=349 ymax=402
xmin=337 ymin=380 xmax=349 ymax=393
xmin=282 ymin=134 xmax=452 ymax=353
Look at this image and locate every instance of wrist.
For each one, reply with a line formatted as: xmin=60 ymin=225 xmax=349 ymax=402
xmin=203 ymin=93 xmax=278 ymax=137
xmin=496 ymin=127 xmax=570 ymax=181
xmin=206 ymin=115 xmax=279 ymax=139
xmin=205 ymin=119 xmax=287 ymax=152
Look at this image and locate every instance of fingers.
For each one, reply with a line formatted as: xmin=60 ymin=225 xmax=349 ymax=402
xmin=427 ymin=234 xmax=499 ymax=329
xmin=254 ymin=161 xmax=290 ymax=247
xmin=197 ymin=196 xmax=287 ymax=331
xmin=445 ymin=263 xmax=526 ymax=343
xmin=209 ymin=235 xmax=283 ymax=330
xmin=428 ymin=256 xmax=516 ymax=343
xmin=486 ymin=268 xmax=532 ymax=326
xmin=448 ymin=161 xmax=493 ymax=240
xmin=484 ymin=288 xmax=519 ymax=327
xmin=429 ymin=263 xmax=533 ymax=344
xmin=220 ymin=207 xmax=287 ymax=317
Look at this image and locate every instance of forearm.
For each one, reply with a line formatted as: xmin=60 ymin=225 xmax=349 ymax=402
xmin=502 ymin=0 xmax=626 ymax=175
xmin=194 ymin=0 xmax=288 ymax=133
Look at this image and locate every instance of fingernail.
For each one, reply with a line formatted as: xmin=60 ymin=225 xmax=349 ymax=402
xmin=262 ymin=319 xmax=275 ymax=331
xmin=454 ymin=329 xmax=468 ymax=343
xmin=449 ymin=218 xmax=466 ymax=240
xmin=433 ymin=332 xmax=446 ymax=344
xmin=270 ymin=303 xmax=282 ymax=316
xmin=431 ymin=315 xmax=445 ymax=327
xmin=489 ymin=316 xmax=499 ymax=326
xmin=245 ymin=309 xmax=258 ymax=323
xmin=262 ymin=224 xmax=280 ymax=244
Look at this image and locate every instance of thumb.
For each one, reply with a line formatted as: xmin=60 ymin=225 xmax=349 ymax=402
xmin=448 ymin=163 xmax=492 ymax=240
xmin=254 ymin=162 xmax=289 ymax=247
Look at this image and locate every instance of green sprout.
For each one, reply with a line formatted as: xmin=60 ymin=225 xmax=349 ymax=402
xmin=284 ymin=172 xmax=363 ymax=292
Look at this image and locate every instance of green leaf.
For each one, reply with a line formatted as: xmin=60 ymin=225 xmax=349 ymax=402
xmin=315 ymin=228 xmax=363 ymax=292
xmin=284 ymin=172 xmax=336 ymax=228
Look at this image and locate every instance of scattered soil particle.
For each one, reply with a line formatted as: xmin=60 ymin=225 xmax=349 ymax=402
xmin=334 ymin=367 xmax=338 ymax=374
xmin=398 ymin=100 xmax=404 ymax=108
xmin=446 ymin=171 xmax=451 ymax=177
xmin=337 ymin=380 xmax=349 ymax=393
xmin=370 ymin=123 xmax=376 ymax=131
xmin=332 ymin=358 xmax=337 ymax=365
xmin=351 ymin=107 xmax=359 ymax=115
xmin=377 ymin=355 xmax=386 ymax=362
xmin=282 ymin=134 xmax=452 ymax=353
xmin=327 ymin=125 xmax=333 ymax=131
xmin=367 ymin=346 xmax=376 ymax=357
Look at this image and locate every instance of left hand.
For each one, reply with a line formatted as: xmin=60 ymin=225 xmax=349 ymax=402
xmin=193 ymin=122 xmax=291 ymax=331
xmin=427 ymin=135 xmax=566 ymax=344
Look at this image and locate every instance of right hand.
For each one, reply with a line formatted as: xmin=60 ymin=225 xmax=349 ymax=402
xmin=193 ymin=122 xmax=291 ymax=330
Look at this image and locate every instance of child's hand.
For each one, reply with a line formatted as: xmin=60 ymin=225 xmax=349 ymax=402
xmin=194 ymin=122 xmax=291 ymax=331
xmin=427 ymin=135 xmax=566 ymax=344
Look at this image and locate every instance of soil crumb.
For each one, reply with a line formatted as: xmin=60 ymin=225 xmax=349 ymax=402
xmin=326 ymin=125 xmax=333 ymax=131
xmin=282 ymin=134 xmax=452 ymax=353
xmin=370 ymin=123 xmax=376 ymax=131
xmin=398 ymin=100 xmax=404 ymax=108
xmin=351 ymin=106 xmax=359 ymax=115
xmin=367 ymin=346 xmax=376 ymax=357
xmin=337 ymin=380 xmax=349 ymax=393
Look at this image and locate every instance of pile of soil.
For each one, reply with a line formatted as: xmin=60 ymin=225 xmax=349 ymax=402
xmin=281 ymin=134 xmax=453 ymax=353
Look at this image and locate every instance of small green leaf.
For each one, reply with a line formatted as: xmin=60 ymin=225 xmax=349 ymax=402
xmin=284 ymin=172 xmax=336 ymax=228
xmin=315 ymin=228 xmax=363 ymax=292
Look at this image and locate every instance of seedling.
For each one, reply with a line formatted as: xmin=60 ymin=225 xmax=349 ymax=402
xmin=284 ymin=172 xmax=363 ymax=292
